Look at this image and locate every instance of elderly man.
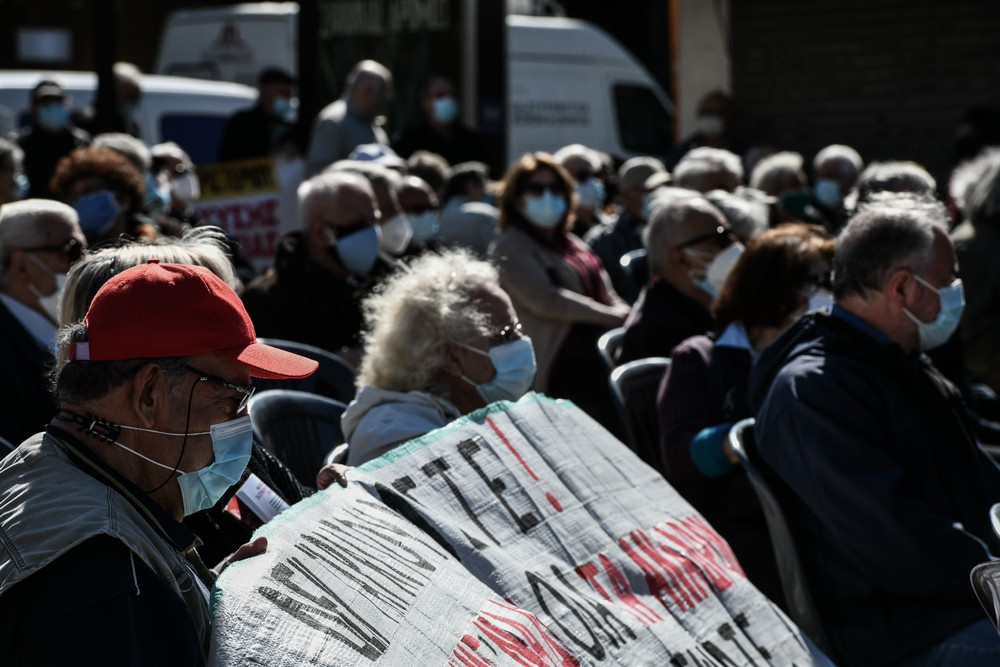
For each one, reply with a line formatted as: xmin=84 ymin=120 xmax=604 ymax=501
xmin=0 ymin=200 xmax=86 ymax=445
xmin=811 ymin=144 xmax=864 ymax=233
xmin=242 ymin=170 xmax=389 ymax=355
xmin=0 ymin=260 xmax=317 ymax=664
xmin=750 ymin=195 xmax=1000 ymax=664
xmin=672 ymin=146 xmax=744 ymax=194
xmin=585 ymin=156 xmax=669 ymax=303
xmin=618 ymin=195 xmax=741 ymax=364
xmin=306 ymin=60 xmax=393 ymax=175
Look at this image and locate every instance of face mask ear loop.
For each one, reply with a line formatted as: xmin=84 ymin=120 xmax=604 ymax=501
xmin=143 ymin=377 xmax=197 ymax=495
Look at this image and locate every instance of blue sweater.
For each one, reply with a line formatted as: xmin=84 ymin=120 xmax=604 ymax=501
xmin=748 ymin=309 xmax=1000 ymax=666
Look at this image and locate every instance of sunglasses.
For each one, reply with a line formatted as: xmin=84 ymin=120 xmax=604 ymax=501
xmin=184 ymin=365 xmax=255 ymax=414
xmin=675 ymin=225 xmax=735 ymax=251
xmin=523 ymin=182 xmax=566 ymax=196
xmin=22 ymin=238 xmax=85 ymax=263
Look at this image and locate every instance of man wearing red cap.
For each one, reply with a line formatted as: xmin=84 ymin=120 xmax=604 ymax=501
xmin=0 ymin=260 xmax=317 ymax=665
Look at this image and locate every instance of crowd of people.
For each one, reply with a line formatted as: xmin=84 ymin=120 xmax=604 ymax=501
xmin=2 ymin=56 xmax=1000 ymax=665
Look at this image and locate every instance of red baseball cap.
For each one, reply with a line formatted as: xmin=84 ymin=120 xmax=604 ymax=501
xmin=71 ymin=259 xmax=318 ymax=379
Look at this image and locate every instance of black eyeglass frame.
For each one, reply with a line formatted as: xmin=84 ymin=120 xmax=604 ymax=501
xmin=675 ymin=225 xmax=736 ymax=251
xmin=184 ymin=365 xmax=255 ymax=414
xmin=21 ymin=238 xmax=85 ymax=263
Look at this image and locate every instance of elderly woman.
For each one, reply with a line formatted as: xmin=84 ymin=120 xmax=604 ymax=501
xmin=49 ymin=145 xmax=154 ymax=244
xmin=489 ymin=152 xmax=628 ymax=429
xmin=656 ymin=222 xmax=835 ymax=608
xmin=339 ymin=249 xmax=536 ymax=467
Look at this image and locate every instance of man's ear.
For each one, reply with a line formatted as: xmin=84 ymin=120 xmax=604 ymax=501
xmin=131 ymin=363 xmax=165 ymax=429
xmin=884 ymin=268 xmax=913 ymax=307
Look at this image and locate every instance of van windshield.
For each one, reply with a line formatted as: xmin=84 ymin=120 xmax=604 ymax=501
xmin=613 ymin=84 xmax=674 ymax=157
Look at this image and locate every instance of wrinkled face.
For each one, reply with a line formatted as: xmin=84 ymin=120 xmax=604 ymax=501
xmin=901 ymin=230 xmax=958 ymax=327
xmin=672 ymin=206 xmax=734 ymax=283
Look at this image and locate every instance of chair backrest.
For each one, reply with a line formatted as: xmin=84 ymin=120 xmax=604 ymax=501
xmin=0 ymin=434 xmax=14 ymax=454
xmin=608 ymin=357 xmax=670 ymax=469
xmin=597 ymin=327 xmax=626 ymax=373
xmin=972 ymin=560 xmax=1000 ymax=632
xmin=255 ymin=338 xmax=357 ymax=403
xmin=248 ymin=389 xmax=347 ymax=487
xmin=991 ymin=503 xmax=1000 ymax=542
xmin=728 ymin=418 xmax=834 ymax=655
xmin=620 ymin=248 xmax=649 ymax=294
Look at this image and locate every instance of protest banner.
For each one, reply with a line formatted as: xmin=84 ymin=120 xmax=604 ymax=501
xmin=193 ymin=157 xmax=303 ymax=274
xmin=211 ymin=395 xmax=818 ymax=665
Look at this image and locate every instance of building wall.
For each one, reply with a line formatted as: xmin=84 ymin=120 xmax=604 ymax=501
xmin=675 ymin=0 xmax=731 ymax=139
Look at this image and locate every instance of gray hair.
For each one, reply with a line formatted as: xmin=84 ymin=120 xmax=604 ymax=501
xmin=643 ymin=193 xmax=709 ymax=277
xmin=856 ymin=161 xmax=936 ymax=204
xmin=833 ymin=193 xmax=947 ymax=298
xmin=52 ymin=321 xmax=192 ymax=406
xmin=749 ymin=151 xmax=804 ymax=195
xmin=813 ymin=144 xmax=864 ymax=179
xmin=358 ymin=249 xmax=500 ymax=395
xmin=331 ymin=159 xmax=401 ymax=193
xmin=93 ymin=132 xmax=152 ymax=173
xmin=297 ymin=170 xmax=373 ymax=229
xmin=954 ymin=148 xmax=1000 ymax=224
xmin=113 ymin=62 xmax=142 ymax=90
xmin=0 ymin=137 xmax=24 ymax=172
xmin=705 ymin=188 xmax=769 ymax=241
xmin=0 ymin=199 xmax=80 ymax=285
xmin=553 ymin=143 xmax=603 ymax=173
xmin=673 ymin=147 xmax=744 ymax=191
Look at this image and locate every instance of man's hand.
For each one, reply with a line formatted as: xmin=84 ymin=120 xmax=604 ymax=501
xmin=213 ymin=536 xmax=268 ymax=577
xmin=317 ymin=463 xmax=350 ymax=490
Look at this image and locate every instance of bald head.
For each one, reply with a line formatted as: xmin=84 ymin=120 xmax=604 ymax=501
xmin=345 ymin=60 xmax=393 ymax=120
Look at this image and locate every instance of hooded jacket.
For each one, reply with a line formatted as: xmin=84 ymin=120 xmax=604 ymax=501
xmin=342 ymin=387 xmax=461 ymax=466
xmin=748 ymin=308 xmax=1000 ymax=665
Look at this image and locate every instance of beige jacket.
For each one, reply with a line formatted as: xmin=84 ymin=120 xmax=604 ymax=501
xmin=489 ymin=226 xmax=626 ymax=390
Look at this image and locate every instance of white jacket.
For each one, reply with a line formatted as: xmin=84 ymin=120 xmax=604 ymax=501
xmin=342 ymin=387 xmax=461 ymax=466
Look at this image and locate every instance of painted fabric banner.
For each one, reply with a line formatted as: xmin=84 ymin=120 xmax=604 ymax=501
xmin=211 ymin=395 xmax=817 ymax=665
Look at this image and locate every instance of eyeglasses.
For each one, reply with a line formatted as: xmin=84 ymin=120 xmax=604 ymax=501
xmin=675 ymin=225 xmax=735 ymax=251
xmin=486 ymin=321 xmax=524 ymax=346
xmin=523 ymin=182 xmax=566 ymax=196
xmin=570 ymin=171 xmax=596 ymax=183
xmin=21 ymin=238 xmax=85 ymax=263
xmin=405 ymin=204 xmax=439 ymax=216
xmin=184 ymin=365 xmax=255 ymax=413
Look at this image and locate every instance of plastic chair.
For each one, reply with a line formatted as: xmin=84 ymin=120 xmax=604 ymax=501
xmin=971 ymin=561 xmax=1000 ymax=633
xmin=728 ymin=418 xmax=835 ymax=655
xmin=324 ymin=442 xmax=350 ymax=466
xmin=248 ymin=389 xmax=347 ymax=487
xmin=0 ymin=434 xmax=14 ymax=454
xmin=608 ymin=357 xmax=670 ymax=470
xmin=255 ymin=338 xmax=357 ymax=403
xmin=620 ymin=248 xmax=649 ymax=295
xmin=597 ymin=327 xmax=626 ymax=373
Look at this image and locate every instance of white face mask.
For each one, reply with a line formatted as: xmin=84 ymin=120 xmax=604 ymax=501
xmin=26 ymin=253 xmax=67 ymax=322
xmin=808 ymin=288 xmax=834 ymax=313
xmin=171 ymin=171 xmax=201 ymax=206
xmin=379 ymin=213 xmax=413 ymax=256
xmin=706 ymin=242 xmax=744 ymax=295
xmin=696 ymin=114 xmax=725 ymax=137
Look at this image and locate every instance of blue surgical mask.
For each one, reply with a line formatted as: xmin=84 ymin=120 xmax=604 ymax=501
xmin=409 ymin=211 xmax=440 ymax=245
xmin=432 ymin=96 xmax=459 ymax=124
xmin=522 ymin=190 xmax=567 ymax=229
xmin=903 ymin=276 xmax=965 ymax=350
xmin=576 ymin=177 xmax=606 ymax=209
xmin=813 ymin=179 xmax=842 ymax=209
xmin=271 ymin=96 xmax=297 ymax=122
xmin=121 ymin=101 xmax=140 ymax=122
xmin=329 ymin=224 xmax=381 ymax=276
xmin=113 ymin=415 xmax=254 ymax=516
xmin=37 ymin=102 xmax=69 ymax=131
xmin=12 ymin=171 xmax=29 ymax=200
xmin=144 ymin=173 xmax=171 ymax=214
xmin=74 ymin=190 xmax=121 ymax=238
xmin=458 ymin=337 xmax=537 ymax=404
xmin=642 ymin=193 xmax=656 ymax=220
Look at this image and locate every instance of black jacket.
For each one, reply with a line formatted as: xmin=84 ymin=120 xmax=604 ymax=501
xmin=749 ymin=308 xmax=1000 ymax=665
xmin=0 ymin=299 xmax=57 ymax=445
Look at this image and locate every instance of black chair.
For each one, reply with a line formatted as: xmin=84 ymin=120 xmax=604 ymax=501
xmin=597 ymin=327 xmax=626 ymax=373
xmin=728 ymin=418 xmax=835 ymax=655
xmin=608 ymin=357 xmax=670 ymax=469
xmin=620 ymin=248 xmax=648 ymax=296
xmin=255 ymin=338 xmax=357 ymax=403
xmin=248 ymin=389 xmax=347 ymax=487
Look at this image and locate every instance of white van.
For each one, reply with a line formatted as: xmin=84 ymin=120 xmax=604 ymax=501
xmin=0 ymin=71 xmax=256 ymax=165
xmin=155 ymin=6 xmax=674 ymax=162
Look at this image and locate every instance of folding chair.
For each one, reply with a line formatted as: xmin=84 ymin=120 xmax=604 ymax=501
xmin=248 ymin=389 xmax=347 ymax=487
xmin=597 ymin=327 xmax=626 ymax=373
xmin=728 ymin=418 xmax=835 ymax=655
xmin=608 ymin=357 xmax=670 ymax=470
xmin=620 ymin=248 xmax=649 ymax=296
xmin=255 ymin=338 xmax=357 ymax=403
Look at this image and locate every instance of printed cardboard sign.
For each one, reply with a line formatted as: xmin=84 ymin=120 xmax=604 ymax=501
xmin=211 ymin=395 xmax=817 ymax=665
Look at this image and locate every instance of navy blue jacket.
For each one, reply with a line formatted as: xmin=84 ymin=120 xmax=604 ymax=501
xmin=749 ymin=308 xmax=1000 ymax=665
